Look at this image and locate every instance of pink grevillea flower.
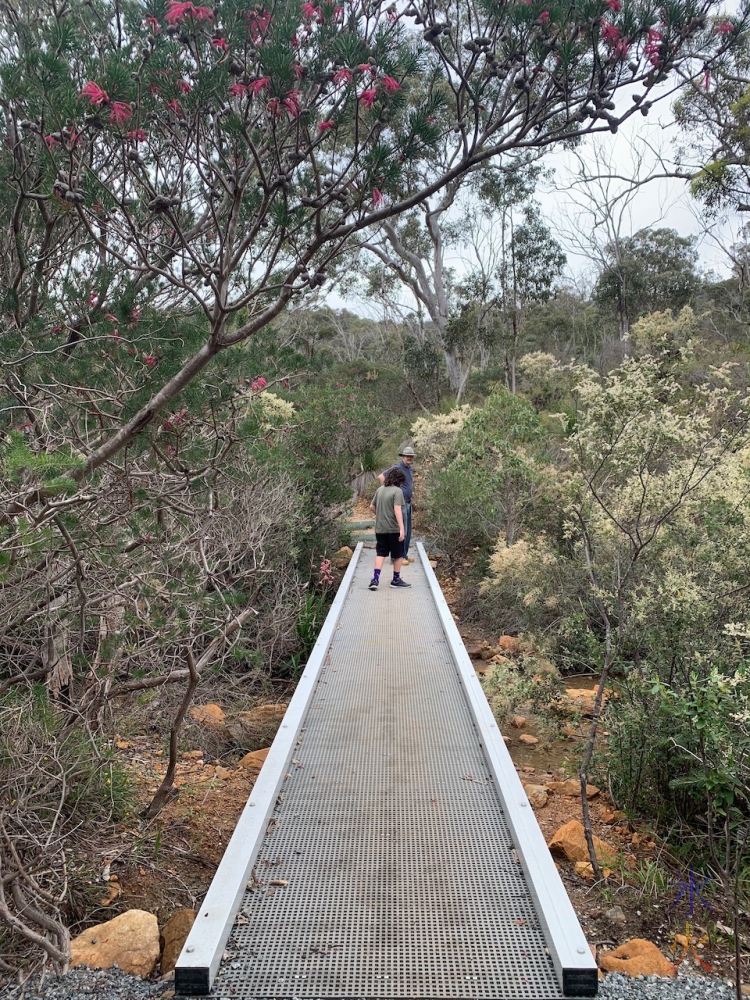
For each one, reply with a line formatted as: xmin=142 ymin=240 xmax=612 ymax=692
xmin=704 ymin=71 xmax=711 ymax=88
xmin=44 ymin=134 xmax=59 ymax=149
xmin=131 ymin=308 xmax=141 ymax=323
xmin=291 ymin=32 xmax=300 ymax=46
xmin=164 ymin=1 xmax=212 ymax=24
xmin=334 ymin=6 xmax=345 ymax=20
xmin=380 ymin=74 xmax=401 ymax=94
xmin=166 ymin=98 xmax=182 ymax=114
xmin=387 ymin=6 xmax=397 ymax=20
xmin=356 ymin=62 xmax=374 ymax=75
xmin=715 ymin=20 xmax=735 ymax=34
xmin=539 ymin=10 xmax=550 ymax=23
xmin=359 ymin=88 xmax=377 ymax=107
xmin=644 ymin=26 xmax=662 ymax=65
xmin=144 ymin=14 xmax=162 ymax=32
xmin=144 ymin=355 xmax=157 ymax=367
xmin=149 ymin=83 xmax=161 ymax=96
xmin=606 ymin=0 xmax=621 ymax=10
xmin=110 ymin=101 xmax=133 ymax=125
xmin=65 ymin=128 xmax=83 ymax=146
xmin=104 ymin=312 xmax=118 ymax=322
xmin=127 ymin=128 xmax=148 ymax=142
xmin=230 ymin=81 xmax=250 ymax=96
xmin=177 ymin=79 xmax=192 ymax=93
xmin=267 ymin=97 xmax=282 ymax=116
xmin=248 ymin=9 xmax=271 ymax=38
xmin=212 ymin=37 xmax=229 ymax=51
xmin=165 ymin=1 xmax=193 ymax=23
xmin=250 ymin=76 xmax=271 ymax=95
xmin=251 ymin=376 xmax=267 ymax=391
xmin=372 ymin=187 xmax=385 ymax=207
xmin=80 ymin=81 xmax=110 ymax=106
xmin=301 ymin=1 xmax=322 ymax=19
xmin=600 ymin=20 xmax=620 ymax=43
xmin=283 ymin=89 xmax=302 ymax=116
xmin=293 ymin=63 xmax=306 ymax=78
xmin=333 ymin=67 xmax=352 ymax=85
xmin=612 ymin=37 xmax=629 ymax=58
xmin=318 ymin=119 xmax=335 ymax=130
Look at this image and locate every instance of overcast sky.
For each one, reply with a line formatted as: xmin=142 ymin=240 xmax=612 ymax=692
xmin=538 ymin=100 xmax=743 ymax=288
xmin=332 ymin=61 xmax=744 ymax=317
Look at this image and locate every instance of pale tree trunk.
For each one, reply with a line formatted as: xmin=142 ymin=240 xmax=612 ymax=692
xmin=370 ymin=181 xmax=467 ymax=395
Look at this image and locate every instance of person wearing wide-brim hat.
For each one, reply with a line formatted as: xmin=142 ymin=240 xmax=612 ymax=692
xmin=379 ymin=445 xmax=415 ymax=562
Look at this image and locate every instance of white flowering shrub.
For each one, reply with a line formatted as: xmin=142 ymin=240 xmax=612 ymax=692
xmin=258 ymin=392 xmax=296 ymax=431
xmin=517 ymin=351 xmax=559 ymax=381
xmin=411 ymin=406 xmax=474 ymax=469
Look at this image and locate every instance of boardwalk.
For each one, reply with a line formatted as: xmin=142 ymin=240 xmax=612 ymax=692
xmin=176 ymin=544 xmax=597 ymax=998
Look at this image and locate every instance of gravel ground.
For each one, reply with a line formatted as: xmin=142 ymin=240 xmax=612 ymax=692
xmin=0 ymin=967 xmax=172 ymax=1000
xmin=0 ymin=967 xmax=739 ymax=1000
xmin=597 ymin=971 xmax=737 ymax=999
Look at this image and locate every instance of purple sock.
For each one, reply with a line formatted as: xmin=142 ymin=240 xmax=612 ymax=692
xmin=393 ymin=571 xmax=400 ymax=581
xmin=374 ymin=568 xmax=381 ymax=581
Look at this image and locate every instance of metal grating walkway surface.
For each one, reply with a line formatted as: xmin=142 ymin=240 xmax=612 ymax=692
xmin=211 ymin=550 xmax=565 ymax=1000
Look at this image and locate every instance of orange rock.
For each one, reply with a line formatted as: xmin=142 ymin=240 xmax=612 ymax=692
xmin=70 ymin=910 xmax=160 ymax=978
xmin=510 ymin=715 xmax=527 ymax=728
xmin=575 ymin=861 xmax=595 ymax=882
xmin=547 ymin=820 xmax=617 ymax=865
xmin=240 ymin=704 xmax=287 ymax=725
xmin=237 ymin=747 xmax=270 ymax=771
xmin=575 ymin=861 xmax=612 ymax=881
xmin=522 ymin=783 xmax=549 ymax=809
xmin=497 ymin=635 xmax=521 ymax=654
xmin=189 ymin=703 xmax=225 ymax=726
xmin=331 ymin=546 xmax=353 ymax=570
xmin=519 ymin=734 xmax=539 ymax=745
xmin=464 ymin=640 xmax=483 ymax=658
xmin=547 ymin=779 xmax=600 ymax=799
xmin=599 ymin=939 xmax=675 ymax=978
xmin=160 ymin=909 xmax=198 ymax=976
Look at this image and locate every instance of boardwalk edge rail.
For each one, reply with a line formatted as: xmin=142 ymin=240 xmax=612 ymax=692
xmin=174 ymin=543 xmax=364 ymax=996
xmin=417 ymin=541 xmax=599 ymax=999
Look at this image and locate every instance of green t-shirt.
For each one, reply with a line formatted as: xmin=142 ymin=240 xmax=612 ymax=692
xmin=372 ymin=485 xmax=405 ymax=534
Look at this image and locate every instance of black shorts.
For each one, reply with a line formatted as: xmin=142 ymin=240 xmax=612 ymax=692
xmin=375 ymin=532 xmax=404 ymax=560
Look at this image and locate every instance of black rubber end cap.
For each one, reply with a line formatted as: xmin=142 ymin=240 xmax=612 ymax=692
xmin=563 ymin=966 xmax=599 ymax=997
xmin=174 ymin=966 xmax=210 ymax=996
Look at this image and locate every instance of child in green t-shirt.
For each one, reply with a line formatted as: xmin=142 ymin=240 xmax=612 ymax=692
xmin=368 ymin=468 xmax=411 ymax=590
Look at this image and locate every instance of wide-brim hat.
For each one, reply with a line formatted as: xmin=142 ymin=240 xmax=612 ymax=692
xmin=399 ymin=446 xmax=415 ymax=457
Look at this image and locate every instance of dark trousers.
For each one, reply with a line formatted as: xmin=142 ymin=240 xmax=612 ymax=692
xmin=403 ymin=502 xmax=412 ymax=558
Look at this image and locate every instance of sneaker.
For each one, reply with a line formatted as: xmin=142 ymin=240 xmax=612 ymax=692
xmin=390 ymin=578 xmax=411 ymax=588
xmin=368 ymin=578 xmax=379 ymax=590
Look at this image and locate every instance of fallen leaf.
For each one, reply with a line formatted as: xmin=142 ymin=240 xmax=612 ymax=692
xmin=99 ymin=884 xmax=120 ymax=906
xmin=269 ymin=879 xmax=289 ymax=887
